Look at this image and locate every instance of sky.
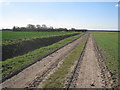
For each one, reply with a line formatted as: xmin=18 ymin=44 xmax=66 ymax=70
xmin=0 ymin=1 xmax=119 ymax=30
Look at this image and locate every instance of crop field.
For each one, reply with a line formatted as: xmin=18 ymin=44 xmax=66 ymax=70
xmin=2 ymin=31 xmax=78 ymax=46
xmin=1 ymin=31 xmax=83 ymax=79
xmin=2 ymin=31 xmax=78 ymax=41
xmin=93 ymin=32 xmax=118 ymax=85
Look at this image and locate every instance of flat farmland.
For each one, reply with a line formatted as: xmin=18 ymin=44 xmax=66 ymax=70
xmin=1 ymin=31 xmax=119 ymax=88
xmin=2 ymin=31 xmax=78 ymax=41
xmin=2 ymin=31 xmax=78 ymax=46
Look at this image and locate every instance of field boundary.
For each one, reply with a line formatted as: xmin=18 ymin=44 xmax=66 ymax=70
xmin=1 ymin=33 xmax=85 ymax=83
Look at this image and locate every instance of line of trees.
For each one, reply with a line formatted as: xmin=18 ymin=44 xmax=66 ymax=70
xmin=2 ymin=24 xmax=88 ymax=32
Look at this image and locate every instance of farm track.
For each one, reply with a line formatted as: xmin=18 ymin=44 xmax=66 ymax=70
xmin=65 ymin=34 xmax=112 ymax=88
xmin=2 ymin=33 xmax=88 ymax=88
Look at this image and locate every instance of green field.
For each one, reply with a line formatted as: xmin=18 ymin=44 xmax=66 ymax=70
xmin=1 ymin=33 xmax=83 ymax=78
xmin=2 ymin=31 xmax=78 ymax=46
xmin=2 ymin=31 xmax=77 ymax=41
xmin=93 ymin=32 xmax=118 ymax=86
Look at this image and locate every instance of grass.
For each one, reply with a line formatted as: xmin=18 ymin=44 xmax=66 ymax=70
xmin=2 ymin=31 xmax=78 ymax=46
xmin=1 ymin=33 xmax=84 ymax=78
xmin=93 ymin=32 xmax=118 ymax=86
xmin=43 ymin=36 xmax=87 ymax=88
xmin=2 ymin=31 xmax=77 ymax=41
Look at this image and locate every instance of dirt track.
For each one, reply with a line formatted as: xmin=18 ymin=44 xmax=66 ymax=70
xmin=75 ymin=35 xmax=105 ymax=88
xmin=2 ymin=34 xmax=87 ymax=88
xmin=68 ymin=34 xmax=112 ymax=88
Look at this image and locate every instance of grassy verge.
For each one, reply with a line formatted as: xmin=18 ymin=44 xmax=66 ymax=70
xmin=1 ymin=33 xmax=84 ymax=78
xmin=93 ymin=32 xmax=118 ymax=86
xmin=43 ymin=36 xmax=87 ymax=88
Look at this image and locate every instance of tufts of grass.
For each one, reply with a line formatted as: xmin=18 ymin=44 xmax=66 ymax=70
xmin=43 ymin=36 xmax=87 ymax=88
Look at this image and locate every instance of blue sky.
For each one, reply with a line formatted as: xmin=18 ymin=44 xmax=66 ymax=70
xmin=0 ymin=2 xmax=119 ymax=30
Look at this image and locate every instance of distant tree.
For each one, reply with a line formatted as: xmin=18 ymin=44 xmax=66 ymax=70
xmin=42 ymin=24 xmax=47 ymax=29
xmin=71 ymin=28 xmax=75 ymax=30
xmin=80 ymin=29 xmax=88 ymax=32
xmin=27 ymin=24 xmax=36 ymax=29
xmin=11 ymin=24 xmax=79 ymax=32
xmin=49 ymin=26 xmax=53 ymax=29
xmin=20 ymin=27 xmax=26 ymax=31
xmin=13 ymin=26 xmax=16 ymax=31
xmin=36 ymin=24 xmax=41 ymax=29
